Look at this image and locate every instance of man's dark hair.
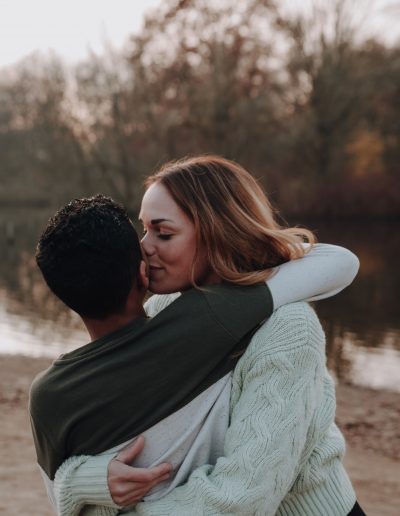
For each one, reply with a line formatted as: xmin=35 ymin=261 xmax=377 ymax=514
xmin=36 ymin=195 xmax=142 ymax=319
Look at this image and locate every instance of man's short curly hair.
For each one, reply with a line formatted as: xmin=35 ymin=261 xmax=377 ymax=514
xmin=36 ymin=195 xmax=142 ymax=319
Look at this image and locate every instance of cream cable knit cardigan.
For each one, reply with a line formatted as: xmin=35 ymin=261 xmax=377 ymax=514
xmin=53 ymin=302 xmax=356 ymax=516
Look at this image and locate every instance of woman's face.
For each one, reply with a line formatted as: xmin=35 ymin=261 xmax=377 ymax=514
xmin=139 ymin=182 xmax=214 ymax=294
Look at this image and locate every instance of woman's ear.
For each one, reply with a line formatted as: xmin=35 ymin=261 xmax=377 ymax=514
xmin=138 ymin=260 xmax=149 ymax=291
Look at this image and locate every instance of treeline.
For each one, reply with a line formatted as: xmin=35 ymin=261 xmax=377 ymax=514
xmin=0 ymin=0 xmax=399 ymax=216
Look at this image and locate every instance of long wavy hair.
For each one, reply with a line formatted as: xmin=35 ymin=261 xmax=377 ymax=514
xmin=145 ymin=155 xmax=315 ymax=285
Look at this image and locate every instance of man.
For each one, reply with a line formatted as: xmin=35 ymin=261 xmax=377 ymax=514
xmin=30 ymin=194 xmax=275 ymax=511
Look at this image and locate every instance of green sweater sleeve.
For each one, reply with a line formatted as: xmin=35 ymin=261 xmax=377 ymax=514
xmin=54 ymin=454 xmax=119 ymax=516
xmin=129 ymin=303 xmax=325 ymax=516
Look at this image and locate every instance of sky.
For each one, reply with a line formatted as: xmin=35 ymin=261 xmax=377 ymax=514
xmin=0 ymin=0 xmax=399 ymax=69
xmin=0 ymin=0 xmax=161 ymax=68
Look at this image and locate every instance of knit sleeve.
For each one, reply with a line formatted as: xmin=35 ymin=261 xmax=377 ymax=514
xmin=130 ymin=302 xmax=325 ymax=516
xmin=267 ymin=243 xmax=359 ymax=309
xmin=53 ymin=304 xmax=326 ymax=516
xmin=53 ymin=454 xmax=120 ymax=516
xmin=144 ymin=244 xmax=359 ymax=317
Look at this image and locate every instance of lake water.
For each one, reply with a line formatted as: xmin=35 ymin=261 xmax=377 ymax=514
xmin=1 ymin=208 xmax=399 ymax=392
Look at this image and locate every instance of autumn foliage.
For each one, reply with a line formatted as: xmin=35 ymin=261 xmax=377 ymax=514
xmin=0 ymin=0 xmax=399 ymax=217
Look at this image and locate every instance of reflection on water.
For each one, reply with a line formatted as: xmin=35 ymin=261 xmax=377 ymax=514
xmin=308 ymin=218 xmax=400 ymax=392
xmin=340 ymin=335 xmax=400 ymax=391
xmin=0 ymin=303 xmax=86 ymax=357
xmin=0 ymin=208 xmax=88 ymax=356
xmin=0 ymin=208 xmax=399 ymax=391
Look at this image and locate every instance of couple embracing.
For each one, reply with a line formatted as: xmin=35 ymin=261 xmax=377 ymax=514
xmin=30 ymin=155 xmax=365 ymax=515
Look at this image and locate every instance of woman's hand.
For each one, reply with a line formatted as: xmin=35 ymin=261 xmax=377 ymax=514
xmin=108 ymin=435 xmax=172 ymax=507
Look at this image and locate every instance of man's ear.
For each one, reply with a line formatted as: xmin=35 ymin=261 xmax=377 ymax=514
xmin=138 ymin=260 xmax=149 ymax=291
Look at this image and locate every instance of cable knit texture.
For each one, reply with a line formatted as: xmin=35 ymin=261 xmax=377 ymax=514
xmin=54 ymin=302 xmax=355 ymax=516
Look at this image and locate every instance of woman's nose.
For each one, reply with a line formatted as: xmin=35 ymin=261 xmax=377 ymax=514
xmin=141 ymin=233 xmax=155 ymax=256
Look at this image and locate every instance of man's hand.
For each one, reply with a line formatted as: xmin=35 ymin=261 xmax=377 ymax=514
xmin=108 ymin=435 xmax=172 ymax=507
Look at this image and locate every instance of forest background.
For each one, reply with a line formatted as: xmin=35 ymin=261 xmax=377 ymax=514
xmin=1 ymin=0 xmax=399 ymax=218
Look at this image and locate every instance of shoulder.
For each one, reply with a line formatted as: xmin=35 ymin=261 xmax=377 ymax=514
xmin=244 ymin=302 xmax=325 ymax=360
xmin=29 ymin=366 xmax=56 ymax=418
xmin=265 ymin=301 xmax=322 ymax=336
xmin=144 ymin=292 xmax=181 ymax=317
xmin=30 ymin=367 xmax=51 ymax=399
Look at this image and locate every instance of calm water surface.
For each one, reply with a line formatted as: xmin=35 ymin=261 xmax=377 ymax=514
xmin=1 ymin=208 xmax=399 ymax=392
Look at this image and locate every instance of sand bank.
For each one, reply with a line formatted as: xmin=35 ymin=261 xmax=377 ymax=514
xmin=0 ymin=355 xmax=399 ymax=515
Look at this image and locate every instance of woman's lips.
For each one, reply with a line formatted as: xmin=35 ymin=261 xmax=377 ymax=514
xmin=149 ymin=266 xmax=164 ymax=280
xmin=149 ymin=266 xmax=164 ymax=273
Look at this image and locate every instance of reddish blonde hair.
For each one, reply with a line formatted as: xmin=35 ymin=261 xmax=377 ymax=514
xmin=145 ymin=155 xmax=315 ymax=285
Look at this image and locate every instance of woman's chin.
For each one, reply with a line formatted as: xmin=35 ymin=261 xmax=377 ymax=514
xmin=148 ymin=281 xmax=175 ymax=295
xmin=148 ymin=279 xmax=190 ymax=295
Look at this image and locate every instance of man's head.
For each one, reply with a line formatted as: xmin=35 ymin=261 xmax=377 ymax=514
xmin=36 ymin=195 xmax=144 ymax=320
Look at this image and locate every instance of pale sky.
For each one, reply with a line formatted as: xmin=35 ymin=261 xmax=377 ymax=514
xmin=0 ymin=0 xmax=161 ymax=68
xmin=0 ymin=0 xmax=399 ymax=69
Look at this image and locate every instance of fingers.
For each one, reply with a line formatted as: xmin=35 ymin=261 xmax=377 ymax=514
xmin=109 ymin=457 xmax=172 ymax=484
xmin=112 ymin=472 xmax=171 ymax=507
xmin=109 ymin=436 xmax=174 ymax=507
xmin=127 ymin=462 xmax=172 ymax=483
xmin=115 ymin=435 xmax=145 ymax=464
xmin=108 ymin=456 xmax=173 ymax=506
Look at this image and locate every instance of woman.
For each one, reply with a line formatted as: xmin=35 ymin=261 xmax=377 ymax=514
xmin=53 ymin=156 xmax=364 ymax=515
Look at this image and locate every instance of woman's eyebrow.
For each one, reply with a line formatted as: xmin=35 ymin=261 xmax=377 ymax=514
xmin=151 ymin=218 xmax=173 ymax=225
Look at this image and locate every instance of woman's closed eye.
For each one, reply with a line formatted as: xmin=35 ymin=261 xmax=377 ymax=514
xmin=141 ymin=226 xmax=172 ymax=240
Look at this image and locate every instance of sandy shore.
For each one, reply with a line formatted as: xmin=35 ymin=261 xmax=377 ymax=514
xmin=0 ymin=355 xmax=399 ymax=516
